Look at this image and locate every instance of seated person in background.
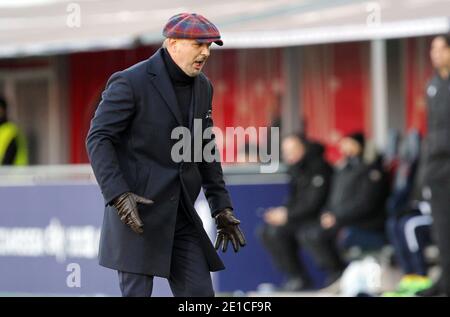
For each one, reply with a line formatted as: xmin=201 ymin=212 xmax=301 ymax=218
xmin=299 ymin=132 xmax=388 ymax=286
xmin=258 ymin=134 xmax=333 ymax=291
xmin=384 ymin=200 xmax=433 ymax=296
xmin=384 ymin=131 xmax=433 ymax=296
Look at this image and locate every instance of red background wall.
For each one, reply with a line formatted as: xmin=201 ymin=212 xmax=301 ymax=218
xmin=301 ymin=42 xmax=371 ymax=162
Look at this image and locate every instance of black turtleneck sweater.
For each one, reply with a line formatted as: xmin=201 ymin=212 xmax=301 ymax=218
xmin=161 ymin=48 xmax=194 ymax=127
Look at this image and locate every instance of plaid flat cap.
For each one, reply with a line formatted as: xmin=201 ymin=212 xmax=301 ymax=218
xmin=163 ymin=13 xmax=223 ymax=46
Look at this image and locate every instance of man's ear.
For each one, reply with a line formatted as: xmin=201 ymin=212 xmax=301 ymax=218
xmin=168 ymin=38 xmax=177 ymax=53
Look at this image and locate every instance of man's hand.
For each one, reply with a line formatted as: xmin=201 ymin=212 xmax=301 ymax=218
xmin=113 ymin=192 xmax=154 ymax=234
xmin=214 ymin=208 xmax=246 ymax=253
xmin=320 ymin=211 xmax=336 ymax=229
xmin=263 ymin=207 xmax=288 ymax=226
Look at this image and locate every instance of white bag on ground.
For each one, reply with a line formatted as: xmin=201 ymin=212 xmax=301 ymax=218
xmin=340 ymin=256 xmax=382 ymax=296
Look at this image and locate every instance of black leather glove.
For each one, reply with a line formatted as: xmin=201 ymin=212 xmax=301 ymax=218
xmin=214 ymin=208 xmax=246 ymax=253
xmin=113 ymin=192 xmax=153 ymax=234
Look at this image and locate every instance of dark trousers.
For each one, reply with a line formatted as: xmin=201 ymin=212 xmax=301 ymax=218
xmin=429 ymin=179 xmax=450 ymax=295
xmin=298 ymin=222 xmax=344 ymax=274
xmin=386 ymin=213 xmax=431 ymax=276
xmin=337 ymin=226 xmax=386 ymax=251
xmin=118 ymin=203 xmax=214 ymax=297
xmin=258 ymin=223 xmax=310 ymax=282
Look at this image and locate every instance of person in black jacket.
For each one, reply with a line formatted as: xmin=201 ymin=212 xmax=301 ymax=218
xmin=299 ymin=132 xmax=387 ymax=285
xmin=259 ymin=134 xmax=333 ymax=291
xmin=416 ymin=34 xmax=450 ymax=297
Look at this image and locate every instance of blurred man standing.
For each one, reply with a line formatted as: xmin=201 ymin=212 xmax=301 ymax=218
xmin=259 ymin=135 xmax=332 ymax=291
xmin=86 ymin=13 xmax=245 ymax=297
xmin=0 ymin=96 xmax=28 ymax=166
xmin=419 ymin=34 xmax=450 ymax=296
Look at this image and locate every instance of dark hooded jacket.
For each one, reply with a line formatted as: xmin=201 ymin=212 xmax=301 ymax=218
xmin=285 ymin=142 xmax=333 ymax=224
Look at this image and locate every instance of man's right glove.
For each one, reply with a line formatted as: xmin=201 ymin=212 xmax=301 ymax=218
xmin=113 ymin=192 xmax=153 ymax=234
xmin=214 ymin=208 xmax=246 ymax=253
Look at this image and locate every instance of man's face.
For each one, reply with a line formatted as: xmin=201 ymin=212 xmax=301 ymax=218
xmin=339 ymin=137 xmax=362 ymax=158
xmin=282 ymin=137 xmax=305 ymax=165
xmin=167 ymin=38 xmax=211 ymax=77
xmin=430 ymin=36 xmax=450 ymax=70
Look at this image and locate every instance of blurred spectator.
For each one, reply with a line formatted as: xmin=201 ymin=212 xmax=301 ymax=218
xmin=0 ymin=96 xmax=28 ymax=166
xmin=386 ymin=131 xmax=421 ymax=217
xmin=299 ymin=132 xmax=388 ymax=286
xmin=417 ymin=34 xmax=450 ymax=296
xmin=384 ymin=131 xmax=434 ymax=296
xmin=258 ymin=134 xmax=332 ymax=291
xmin=384 ymin=201 xmax=433 ymax=296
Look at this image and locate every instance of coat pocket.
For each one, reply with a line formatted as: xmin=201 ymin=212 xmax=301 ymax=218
xmin=133 ymin=163 xmax=153 ymax=197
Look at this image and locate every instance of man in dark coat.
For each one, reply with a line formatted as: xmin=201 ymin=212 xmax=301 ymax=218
xmin=259 ymin=134 xmax=333 ymax=291
xmin=86 ymin=13 xmax=246 ymax=297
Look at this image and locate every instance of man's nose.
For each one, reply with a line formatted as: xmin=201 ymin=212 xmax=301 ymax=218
xmin=201 ymin=44 xmax=210 ymax=57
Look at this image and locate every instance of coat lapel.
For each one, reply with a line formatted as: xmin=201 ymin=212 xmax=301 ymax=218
xmin=147 ymin=49 xmax=183 ymax=126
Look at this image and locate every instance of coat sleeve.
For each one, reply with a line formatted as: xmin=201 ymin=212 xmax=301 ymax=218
xmin=86 ymin=72 xmax=135 ymax=205
xmin=197 ymin=81 xmax=233 ymax=217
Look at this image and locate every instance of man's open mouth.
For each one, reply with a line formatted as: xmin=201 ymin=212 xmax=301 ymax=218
xmin=194 ymin=60 xmax=205 ymax=68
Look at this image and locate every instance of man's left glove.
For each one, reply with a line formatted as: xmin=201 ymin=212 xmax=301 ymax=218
xmin=214 ymin=208 xmax=246 ymax=253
